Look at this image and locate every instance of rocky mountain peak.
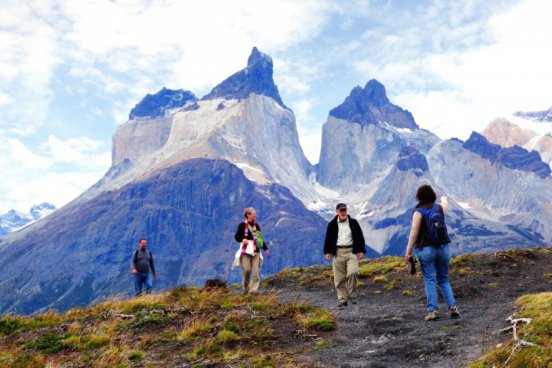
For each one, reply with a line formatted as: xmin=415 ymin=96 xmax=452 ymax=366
xmin=396 ymin=146 xmax=429 ymax=177
xmin=329 ymin=79 xmax=418 ymax=129
xmin=463 ymin=132 xmax=501 ymax=160
xmin=463 ymin=132 xmax=551 ymax=178
xmin=129 ymin=88 xmax=197 ymax=120
xmin=361 ymin=79 xmax=389 ymax=107
xmin=514 ymin=106 xmax=552 ymax=122
xmin=481 ymin=118 xmax=538 ymax=148
xmin=202 ymin=47 xmax=285 ymax=107
xmin=0 ymin=203 xmax=56 ymax=237
xmin=247 ymin=46 xmax=272 ymax=69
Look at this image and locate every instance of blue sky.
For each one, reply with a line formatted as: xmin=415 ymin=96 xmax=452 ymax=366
xmin=1 ymin=0 xmax=551 ymax=212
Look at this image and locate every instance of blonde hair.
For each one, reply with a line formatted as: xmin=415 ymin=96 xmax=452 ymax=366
xmin=243 ymin=207 xmax=256 ymax=218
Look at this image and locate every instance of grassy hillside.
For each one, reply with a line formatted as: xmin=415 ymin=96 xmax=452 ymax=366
xmin=0 ymin=286 xmax=335 ymax=367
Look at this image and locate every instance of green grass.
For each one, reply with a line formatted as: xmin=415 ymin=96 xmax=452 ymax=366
xmin=24 ymin=333 xmax=70 ymax=354
xmin=0 ymin=312 xmax=62 ymax=336
xmin=469 ymin=292 xmax=552 ymax=368
xmin=299 ymin=309 xmax=336 ymax=332
xmin=373 ymin=275 xmax=388 ymax=283
xmin=127 ymin=351 xmax=144 ymax=361
xmin=216 ymin=329 xmax=240 ymax=343
xmin=179 ymin=321 xmax=213 ymax=340
xmin=251 ymin=302 xmax=270 ymax=311
xmin=358 ymin=256 xmax=403 ymax=277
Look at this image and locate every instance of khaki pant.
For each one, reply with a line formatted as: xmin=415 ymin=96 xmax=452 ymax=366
xmin=332 ymin=247 xmax=359 ymax=302
xmin=240 ymin=253 xmax=261 ymax=293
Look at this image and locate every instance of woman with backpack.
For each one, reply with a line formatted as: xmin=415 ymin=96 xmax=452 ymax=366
xmin=404 ymin=185 xmax=460 ymax=321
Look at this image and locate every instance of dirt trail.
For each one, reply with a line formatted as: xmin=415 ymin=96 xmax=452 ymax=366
xmin=269 ymin=248 xmax=552 ymax=368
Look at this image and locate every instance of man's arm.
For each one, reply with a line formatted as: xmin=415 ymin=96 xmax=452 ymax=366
xmin=323 ymin=222 xmax=332 ymax=260
xmin=356 ymin=220 xmax=367 ymax=254
xmin=149 ymin=252 xmax=157 ymax=279
xmin=131 ymin=251 xmax=138 ymax=274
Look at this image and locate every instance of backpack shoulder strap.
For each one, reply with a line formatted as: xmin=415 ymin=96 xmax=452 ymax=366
xmin=437 ymin=204 xmax=445 ymax=218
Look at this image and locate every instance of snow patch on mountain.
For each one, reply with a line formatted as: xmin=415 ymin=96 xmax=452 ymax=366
xmin=0 ymin=203 xmax=56 ymax=236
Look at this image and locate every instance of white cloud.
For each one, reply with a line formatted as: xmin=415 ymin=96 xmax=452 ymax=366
xmin=0 ymin=134 xmax=109 ymax=213
xmin=57 ymin=0 xmax=336 ymax=95
xmin=351 ymin=0 xmax=552 ymax=140
xmin=0 ymin=1 xmax=60 ymax=136
xmin=0 ymin=93 xmax=12 ymax=106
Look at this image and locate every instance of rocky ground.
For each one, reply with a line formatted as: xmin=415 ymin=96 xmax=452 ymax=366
xmin=266 ymin=247 xmax=552 ymax=367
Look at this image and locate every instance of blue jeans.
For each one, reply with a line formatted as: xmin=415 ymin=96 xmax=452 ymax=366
xmin=134 ymin=272 xmax=153 ymax=296
xmin=417 ymin=245 xmax=456 ymax=312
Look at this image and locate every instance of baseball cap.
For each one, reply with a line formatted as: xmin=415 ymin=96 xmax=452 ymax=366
xmin=336 ymin=203 xmax=347 ymax=211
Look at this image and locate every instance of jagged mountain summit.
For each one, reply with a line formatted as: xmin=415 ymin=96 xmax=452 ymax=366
xmin=1 ymin=48 xmax=552 ymax=315
xmin=0 ymin=203 xmax=56 ymax=237
xmin=202 ymin=47 xmax=286 ymax=108
xmin=329 ymin=79 xmax=418 ymax=129
xmin=317 ymin=79 xmax=437 ymax=189
xmin=104 ymin=47 xmax=313 ymax=203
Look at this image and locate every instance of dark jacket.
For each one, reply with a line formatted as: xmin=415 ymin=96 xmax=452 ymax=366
xmin=324 ymin=215 xmax=366 ymax=255
xmin=234 ymin=221 xmax=269 ymax=252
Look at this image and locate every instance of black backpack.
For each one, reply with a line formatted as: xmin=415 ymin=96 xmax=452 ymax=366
xmin=417 ymin=204 xmax=451 ymax=246
xmin=133 ymin=250 xmax=152 ymax=263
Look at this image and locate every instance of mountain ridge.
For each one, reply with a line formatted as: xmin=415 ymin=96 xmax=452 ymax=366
xmin=1 ymin=48 xmax=552 ymax=315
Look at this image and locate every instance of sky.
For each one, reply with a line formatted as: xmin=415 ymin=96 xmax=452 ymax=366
xmin=1 ymin=0 xmax=551 ymax=213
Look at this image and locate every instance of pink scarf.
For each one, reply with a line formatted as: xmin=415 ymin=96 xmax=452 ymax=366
xmin=241 ymin=220 xmax=257 ymax=256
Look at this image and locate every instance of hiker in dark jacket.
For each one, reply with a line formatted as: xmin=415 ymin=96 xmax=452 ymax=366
xmin=131 ymin=238 xmax=157 ymax=296
xmin=405 ymin=185 xmax=460 ymax=321
xmin=233 ymin=207 xmax=269 ymax=294
xmin=324 ymin=203 xmax=366 ymax=308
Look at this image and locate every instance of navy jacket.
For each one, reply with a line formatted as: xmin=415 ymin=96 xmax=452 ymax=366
xmin=324 ymin=215 xmax=366 ymax=255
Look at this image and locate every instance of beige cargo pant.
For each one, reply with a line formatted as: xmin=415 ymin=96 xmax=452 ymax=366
xmin=240 ymin=253 xmax=261 ymax=293
xmin=332 ymin=247 xmax=359 ymax=302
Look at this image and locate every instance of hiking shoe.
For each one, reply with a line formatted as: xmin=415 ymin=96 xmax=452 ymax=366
xmin=449 ymin=305 xmax=460 ymax=318
xmin=338 ymin=301 xmax=348 ymax=308
xmin=424 ymin=310 xmax=439 ymax=321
